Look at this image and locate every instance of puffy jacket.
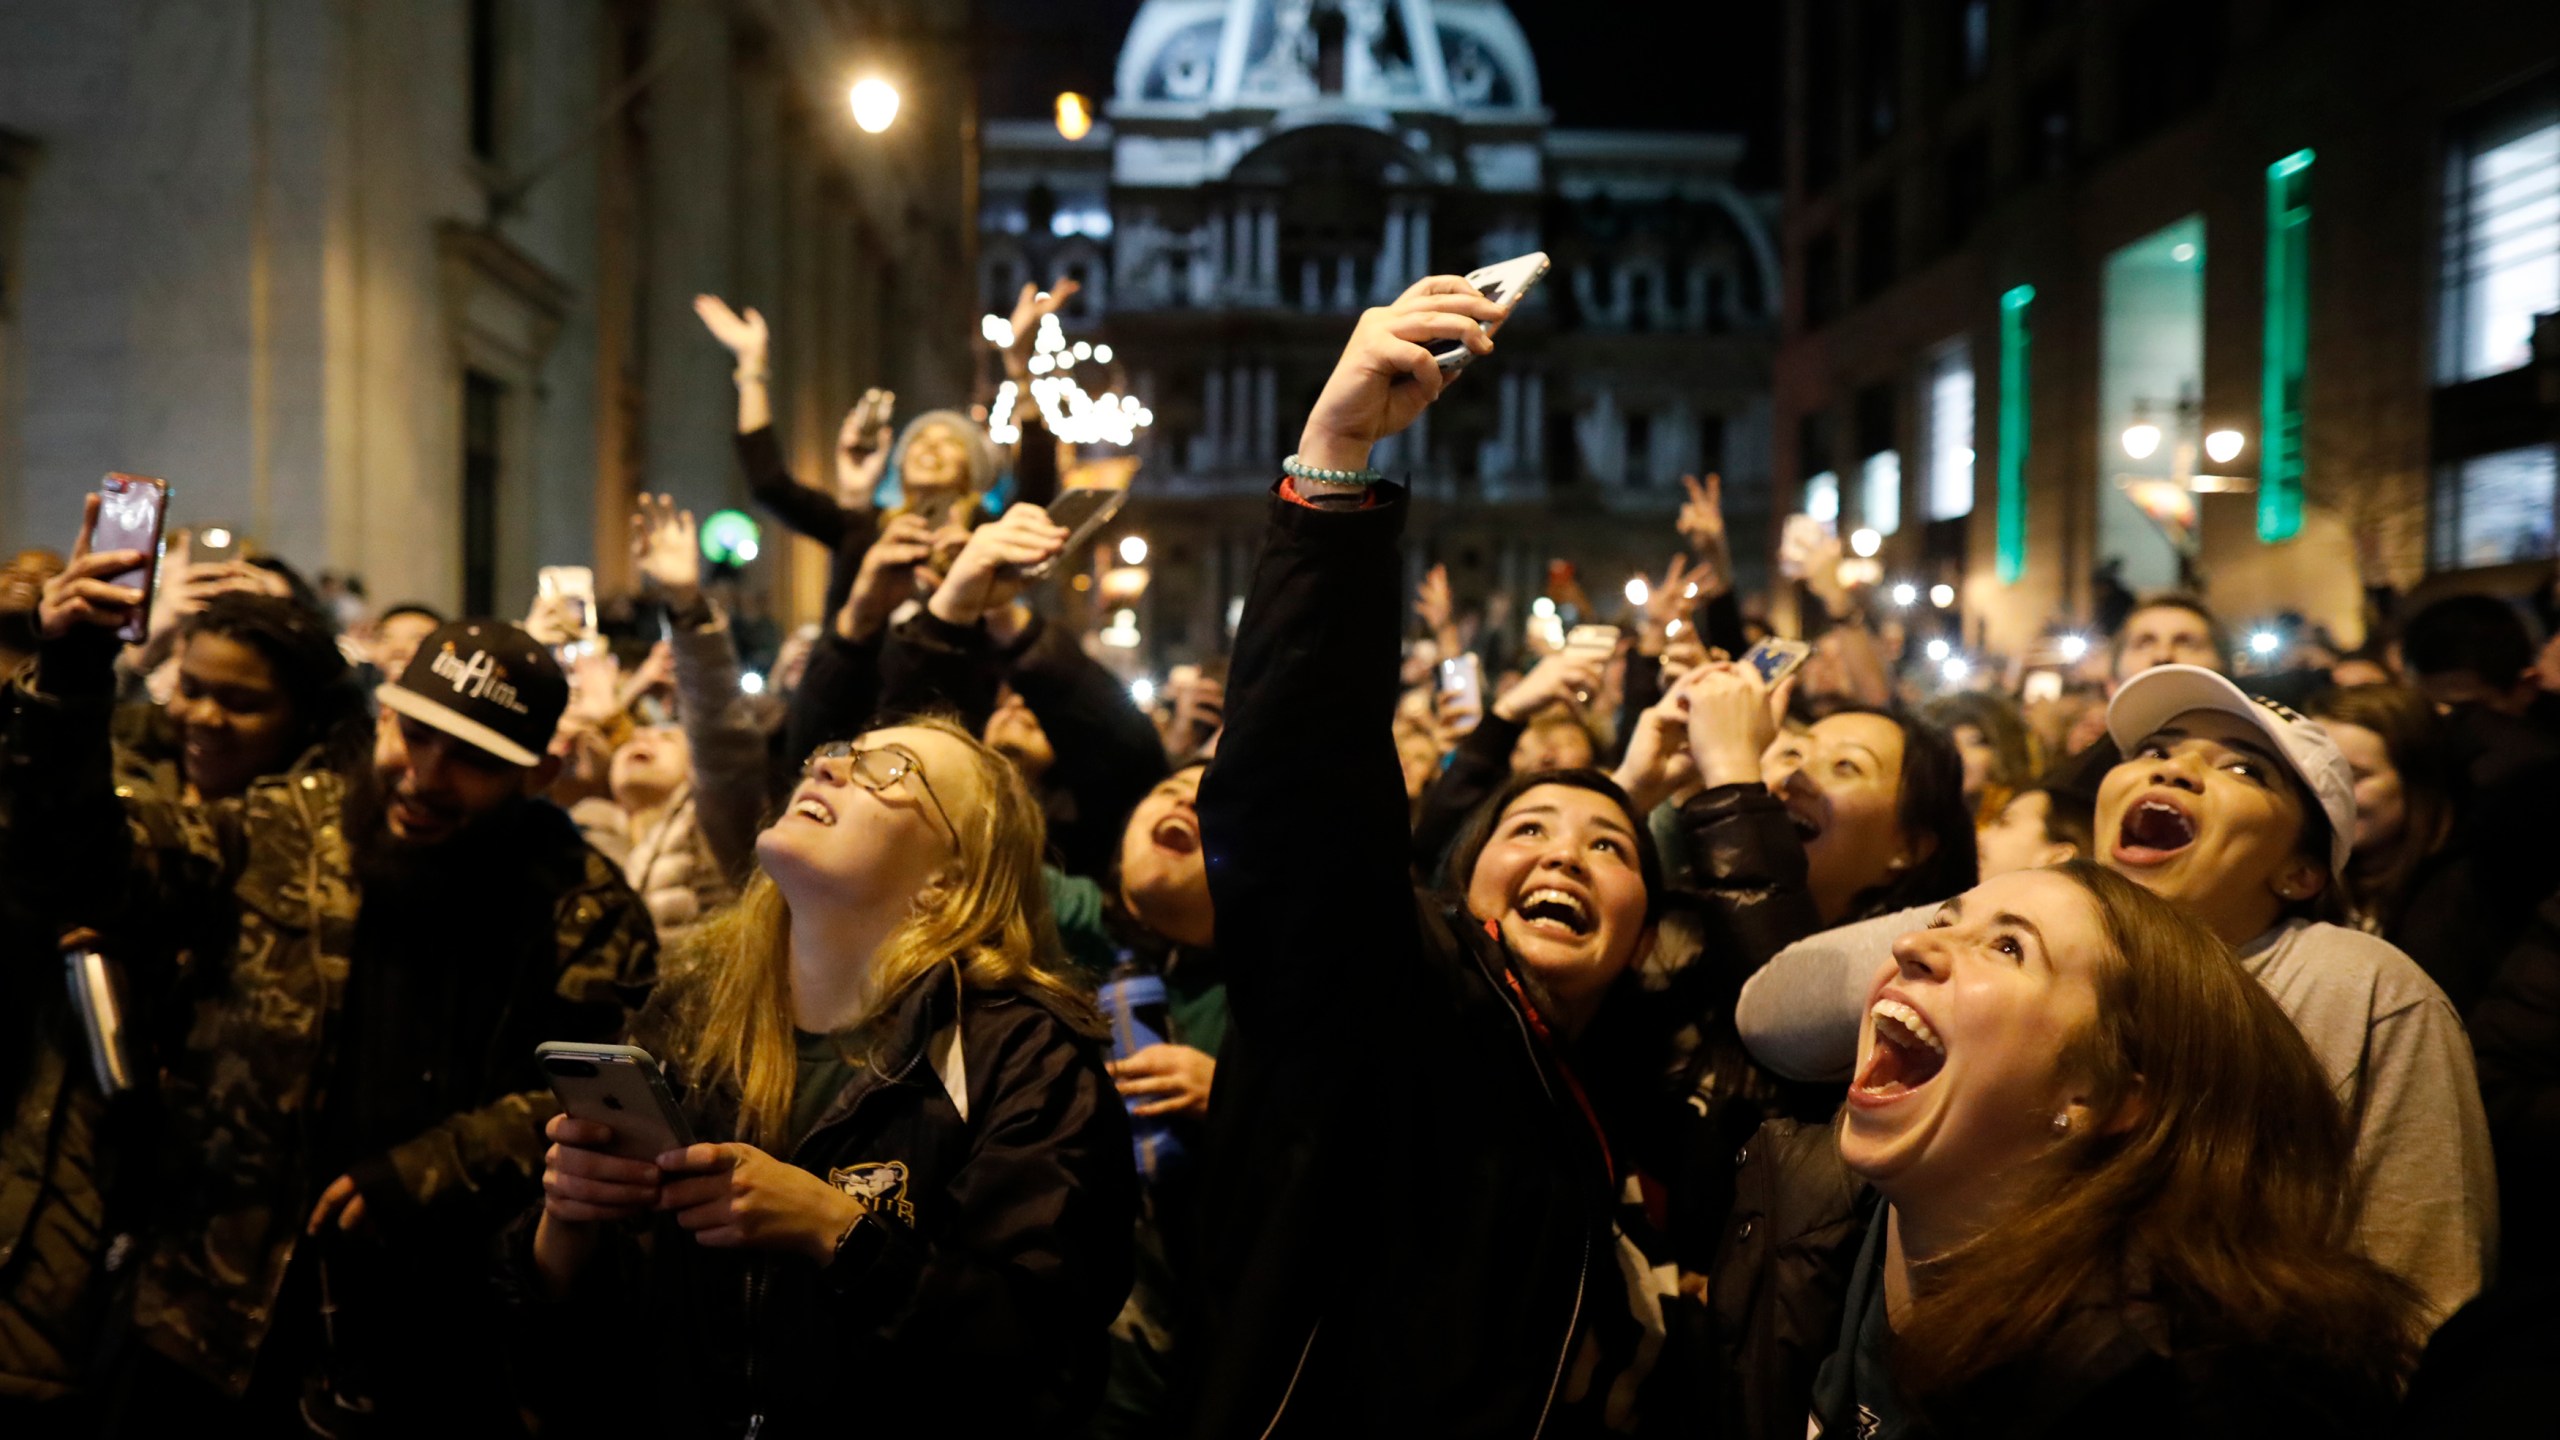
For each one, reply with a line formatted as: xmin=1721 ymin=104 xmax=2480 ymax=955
xmin=502 ymin=962 xmax=1136 ymax=1437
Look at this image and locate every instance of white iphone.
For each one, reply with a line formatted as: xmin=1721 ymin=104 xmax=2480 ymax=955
xmin=1430 ymin=251 xmax=1551 ymax=374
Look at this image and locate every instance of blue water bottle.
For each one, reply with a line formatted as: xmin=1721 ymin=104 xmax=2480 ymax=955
xmin=1099 ymin=949 xmax=1187 ymax=1181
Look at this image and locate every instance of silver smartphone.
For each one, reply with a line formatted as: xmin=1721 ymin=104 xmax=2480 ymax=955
xmin=1430 ymin=251 xmax=1551 ymax=374
xmin=1439 ymin=653 xmax=1484 ymax=721
xmin=537 ymin=1041 xmax=696 ymax=1162
xmin=1565 ymin=624 xmax=1621 ymax=666
xmin=1022 ymin=485 xmax=1132 ymax=581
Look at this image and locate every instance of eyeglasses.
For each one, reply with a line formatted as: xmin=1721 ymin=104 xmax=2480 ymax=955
xmin=802 ymin=741 xmax=957 ymax=849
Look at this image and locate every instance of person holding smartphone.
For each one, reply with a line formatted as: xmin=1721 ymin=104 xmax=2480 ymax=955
xmin=6 ymin=497 xmax=656 ymax=1435
xmin=1191 ymin=276 xmax=1773 ymax=1435
xmin=515 ymin=716 xmax=1134 ymax=1435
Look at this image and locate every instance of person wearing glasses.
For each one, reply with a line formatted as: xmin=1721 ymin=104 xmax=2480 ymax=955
xmin=511 ymin=716 xmax=1137 ymax=1435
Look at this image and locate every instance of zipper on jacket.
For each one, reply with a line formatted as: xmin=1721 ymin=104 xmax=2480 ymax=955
xmin=1470 ymin=935 xmax=1602 ymax=1440
xmin=1252 ymin=1320 xmax=1321 ymax=1440
xmin=1527 ymin=1228 xmax=1591 ymax=1440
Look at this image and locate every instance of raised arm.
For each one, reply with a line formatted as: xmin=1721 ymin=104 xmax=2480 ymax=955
xmin=631 ymin=495 xmax=767 ymax=884
xmin=1198 ymin=277 xmax=1507 ymax=1033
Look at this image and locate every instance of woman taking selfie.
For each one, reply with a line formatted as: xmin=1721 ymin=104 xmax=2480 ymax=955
xmin=1713 ymin=863 xmax=2419 ymax=1439
xmin=1196 ymin=276 xmax=1760 ymax=1436
xmin=512 ymin=717 xmax=1135 ymax=1435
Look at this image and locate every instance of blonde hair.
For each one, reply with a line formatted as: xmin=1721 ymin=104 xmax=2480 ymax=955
xmin=668 ymin=715 xmax=1099 ymax=1148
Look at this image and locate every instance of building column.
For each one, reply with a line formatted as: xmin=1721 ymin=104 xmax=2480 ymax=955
xmin=1256 ymin=203 xmax=1279 ymax=300
xmin=1255 ymin=364 xmax=1278 ymax=460
xmin=1230 ymin=206 xmax=1253 ymax=302
xmin=1376 ymin=203 xmax=1408 ymax=301
xmin=1197 ymin=367 xmax=1225 ymax=472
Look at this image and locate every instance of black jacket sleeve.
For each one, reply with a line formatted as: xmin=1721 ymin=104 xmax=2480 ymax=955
xmin=1007 ymin=617 xmax=1171 ymax=881
xmin=786 ymin=630 xmax=887 ymax=763
xmin=1617 ymin=653 xmax=1664 ymax=764
xmin=876 ymin=612 xmax=1006 ymax=731
xmin=1412 ymin=712 xmax=1524 ymax=884
xmin=1677 ymin=783 xmax=1824 ymax=977
xmin=1700 ymin=589 xmax=1749 ymax=661
xmin=736 ymin=426 xmax=852 ymax=549
xmin=2468 ymin=887 xmax=2560 ymax=1282
xmin=1199 ymin=486 xmax=1425 ymax=1039
xmin=1013 ymin=415 xmax=1061 ymax=511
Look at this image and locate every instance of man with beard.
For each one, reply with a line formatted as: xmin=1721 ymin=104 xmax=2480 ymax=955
xmin=7 ymin=504 xmax=653 ymax=1436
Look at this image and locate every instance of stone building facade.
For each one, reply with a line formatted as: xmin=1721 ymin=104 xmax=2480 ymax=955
xmin=1775 ymin=0 xmax=2560 ymax=659
xmin=0 ymin=0 xmax=977 ymax=621
xmin=979 ymin=0 xmax=1780 ymax=670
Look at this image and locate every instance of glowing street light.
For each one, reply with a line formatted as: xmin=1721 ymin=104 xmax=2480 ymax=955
xmin=1941 ymin=656 xmax=1971 ymax=684
xmin=1624 ymin=576 xmax=1650 ymax=607
xmin=2121 ymin=422 xmax=2162 ymax=460
xmin=848 ymin=77 xmax=901 ymax=134
xmin=1118 ymin=535 xmax=1149 ymax=566
xmin=1055 ymin=91 xmax=1095 ymax=142
xmin=1930 ymin=583 xmax=1957 ymax=609
xmin=2249 ymin=630 xmax=2281 ymax=657
xmin=1850 ymin=527 xmax=1882 ymax=558
xmin=1890 ymin=582 xmax=1918 ymax=608
xmin=2059 ymin=633 xmax=2090 ymax=662
xmin=1925 ymin=637 xmax=1951 ymax=663
xmin=2204 ymin=429 xmax=2247 ymax=464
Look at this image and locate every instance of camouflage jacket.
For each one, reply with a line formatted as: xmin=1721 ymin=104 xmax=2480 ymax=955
xmin=1 ymin=648 xmax=657 ymax=1395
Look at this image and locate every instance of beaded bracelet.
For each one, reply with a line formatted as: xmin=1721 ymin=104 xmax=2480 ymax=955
xmin=1282 ymin=452 xmax=1382 ymax=487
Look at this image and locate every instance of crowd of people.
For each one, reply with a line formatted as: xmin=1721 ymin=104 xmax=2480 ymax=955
xmin=0 ymin=271 xmax=2554 ymax=1438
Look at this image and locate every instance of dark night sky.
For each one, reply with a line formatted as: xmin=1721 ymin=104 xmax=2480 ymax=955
xmin=974 ymin=0 xmax=1783 ymax=184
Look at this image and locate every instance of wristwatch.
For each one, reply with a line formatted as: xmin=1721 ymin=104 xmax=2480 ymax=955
xmin=827 ymin=1210 xmax=885 ymax=1277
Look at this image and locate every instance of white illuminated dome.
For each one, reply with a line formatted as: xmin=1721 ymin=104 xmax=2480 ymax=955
xmin=1116 ymin=0 xmax=1540 ymax=116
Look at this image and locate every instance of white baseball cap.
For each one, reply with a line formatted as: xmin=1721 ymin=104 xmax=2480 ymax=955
xmin=2104 ymin=664 xmax=2356 ymax=875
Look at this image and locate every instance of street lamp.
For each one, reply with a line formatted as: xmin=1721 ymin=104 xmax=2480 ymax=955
xmin=1890 ymin=582 xmax=1918 ymax=608
xmin=1119 ymin=535 xmax=1149 ymax=566
xmin=848 ymin=77 xmax=901 ymax=133
xmin=1055 ymin=92 xmax=1094 ymax=141
xmin=1930 ymin=583 xmax=1956 ymax=609
xmin=1850 ymin=527 xmax=1882 ymax=558
xmin=2059 ymin=633 xmax=2090 ymax=662
xmin=1925 ymin=637 xmax=1951 ymax=662
xmin=2120 ymin=422 xmax=2163 ymax=460
xmin=1624 ymin=576 xmax=1650 ymax=607
xmin=2204 ymin=429 xmax=2246 ymax=465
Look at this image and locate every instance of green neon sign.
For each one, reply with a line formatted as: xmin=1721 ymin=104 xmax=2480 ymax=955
xmin=1997 ymin=284 xmax=2035 ymax=585
xmin=2260 ymin=149 xmax=2312 ymax=542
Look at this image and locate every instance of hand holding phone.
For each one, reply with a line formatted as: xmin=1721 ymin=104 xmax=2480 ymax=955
xmin=1430 ymin=252 xmax=1551 ymax=374
xmin=1438 ymin=653 xmax=1485 ymax=736
xmin=40 ymin=478 xmax=168 ymax=645
xmin=1019 ymin=485 xmax=1130 ymax=582
xmin=538 ymin=1042 xmax=695 ymax=1163
xmin=1738 ymin=636 xmax=1813 ymax=688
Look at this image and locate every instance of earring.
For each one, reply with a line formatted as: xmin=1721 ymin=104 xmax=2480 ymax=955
xmin=2050 ymin=1113 xmax=2072 ymax=1135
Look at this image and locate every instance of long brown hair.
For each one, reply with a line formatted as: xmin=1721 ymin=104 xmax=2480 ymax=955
xmin=2306 ymin=684 xmax=2454 ymax=937
xmin=667 ymin=715 xmax=1099 ymax=1149
xmin=1893 ymin=861 xmax=2419 ymax=1406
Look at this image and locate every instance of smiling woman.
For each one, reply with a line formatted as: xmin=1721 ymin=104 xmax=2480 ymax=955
xmin=1720 ymin=862 xmax=2421 ymax=1437
xmin=516 ymin=714 xmax=1136 ymax=1433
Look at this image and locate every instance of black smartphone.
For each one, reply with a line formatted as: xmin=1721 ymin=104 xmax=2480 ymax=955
xmin=92 ymin=473 xmax=171 ymax=645
xmin=1022 ymin=485 xmax=1131 ymax=581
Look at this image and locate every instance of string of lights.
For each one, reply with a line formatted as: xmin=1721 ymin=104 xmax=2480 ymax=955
xmin=980 ymin=309 xmax=1154 ymax=446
